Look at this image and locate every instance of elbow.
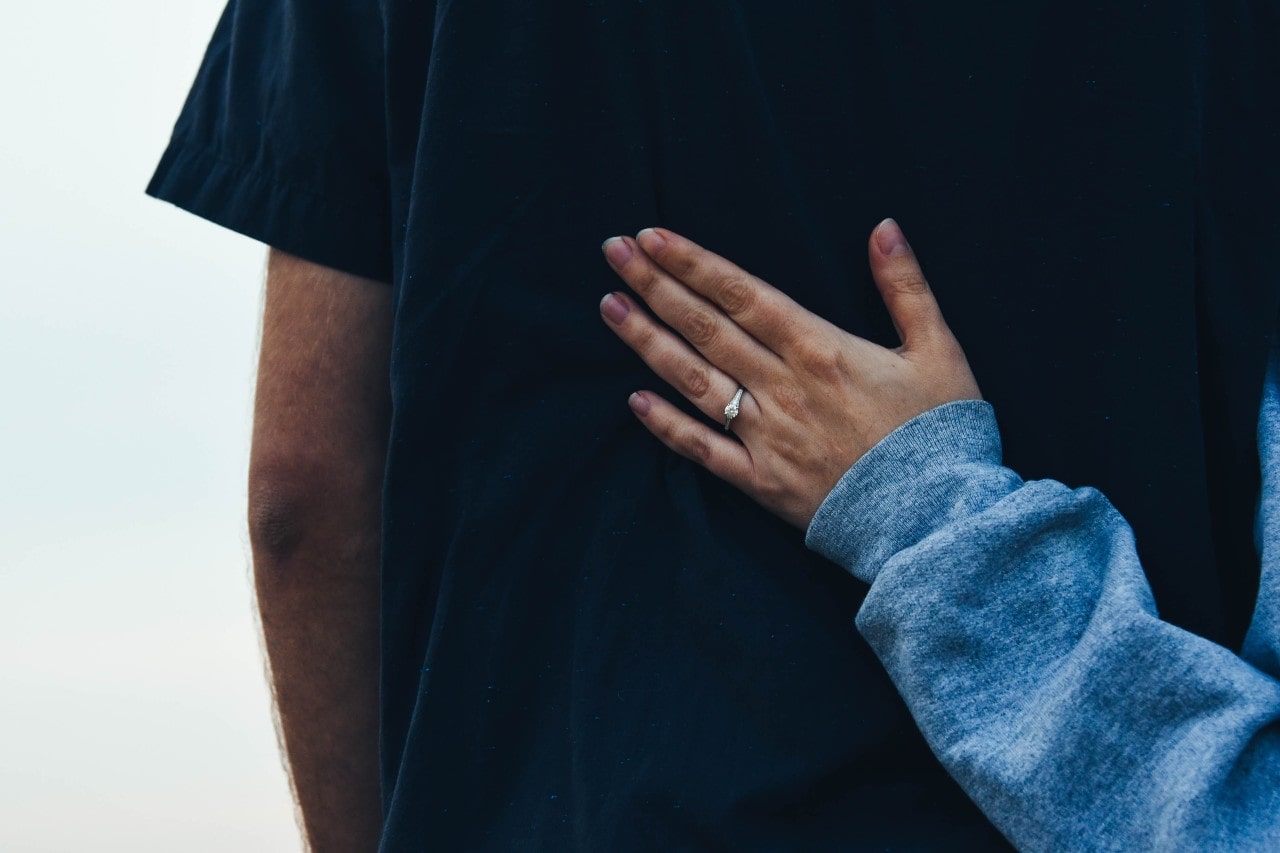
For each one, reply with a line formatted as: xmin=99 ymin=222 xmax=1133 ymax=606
xmin=248 ymin=448 xmax=385 ymax=583
xmin=247 ymin=456 xmax=334 ymax=567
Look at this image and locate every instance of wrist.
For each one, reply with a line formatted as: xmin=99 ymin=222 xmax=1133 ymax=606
xmin=804 ymin=399 xmax=1017 ymax=584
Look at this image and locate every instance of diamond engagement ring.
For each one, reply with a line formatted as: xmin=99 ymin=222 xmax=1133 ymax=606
xmin=723 ymin=387 xmax=746 ymax=432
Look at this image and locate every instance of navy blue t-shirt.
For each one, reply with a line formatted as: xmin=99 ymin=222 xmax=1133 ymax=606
xmin=149 ymin=2 xmax=1279 ymax=849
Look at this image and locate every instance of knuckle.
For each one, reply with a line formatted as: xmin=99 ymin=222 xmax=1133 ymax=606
xmin=679 ymin=362 xmax=712 ymax=399
xmin=717 ymin=276 xmax=755 ymax=315
xmin=652 ymin=413 xmax=681 ymax=444
xmin=888 ymin=269 xmax=931 ymax=296
xmin=682 ymin=307 xmax=720 ymax=348
xmin=662 ymin=242 xmax=693 ymax=275
xmin=771 ymin=384 xmax=809 ymax=420
xmin=794 ymin=340 xmax=843 ymax=381
xmin=685 ymin=430 xmax=715 ymax=464
xmin=630 ymin=265 xmax=661 ymax=296
xmin=628 ymin=321 xmax=658 ymax=352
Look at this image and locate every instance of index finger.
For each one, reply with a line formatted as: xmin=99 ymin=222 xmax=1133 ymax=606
xmin=634 ymin=227 xmax=814 ymax=354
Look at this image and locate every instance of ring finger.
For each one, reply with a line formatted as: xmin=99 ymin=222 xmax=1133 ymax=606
xmin=600 ymin=291 xmax=762 ymax=431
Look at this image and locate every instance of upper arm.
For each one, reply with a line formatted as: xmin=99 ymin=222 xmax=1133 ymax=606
xmin=248 ymin=249 xmax=393 ymax=554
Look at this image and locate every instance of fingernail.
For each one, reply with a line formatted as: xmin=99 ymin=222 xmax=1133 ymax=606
xmin=600 ymin=292 xmax=630 ymax=324
xmin=636 ymin=228 xmax=666 ymax=253
xmin=875 ymin=218 xmax=911 ymax=258
xmin=602 ymin=236 xmax=633 ymax=267
xmin=628 ymin=392 xmax=651 ymax=416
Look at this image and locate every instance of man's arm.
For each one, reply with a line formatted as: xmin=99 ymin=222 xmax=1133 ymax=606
xmin=248 ymin=249 xmax=392 ymax=853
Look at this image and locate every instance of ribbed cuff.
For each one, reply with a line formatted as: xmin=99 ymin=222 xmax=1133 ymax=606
xmin=804 ymin=400 xmax=1006 ymax=584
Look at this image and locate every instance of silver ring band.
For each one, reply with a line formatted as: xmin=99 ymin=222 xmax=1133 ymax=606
xmin=723 ymin=386 xmax=745 ymax=432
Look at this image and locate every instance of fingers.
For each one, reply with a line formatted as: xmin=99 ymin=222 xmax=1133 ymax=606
xmin=632 ymin=227 xmax=813 ymax=354
xmin=867 ymin=218 xmax=947 ymax=349
xmin=602 ymin=235 xmax=782 ymax=386
xmin=627 ymin=390 xmax=755 ymax=488
xmin=600 ymin=291 xmax=759 ymax=426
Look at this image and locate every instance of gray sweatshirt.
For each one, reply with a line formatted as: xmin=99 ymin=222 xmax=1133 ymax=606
xmin=805 ymin=351 xmax=1280 ymax=851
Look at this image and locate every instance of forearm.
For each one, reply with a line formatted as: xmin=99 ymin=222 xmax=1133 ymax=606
xmin=248 ymin=249 xmax=392 ymax=852
xmin=807 ymin=401 xmax=1280 ymax=851
xmin=250 ymin=472 xmax=384 ymax=853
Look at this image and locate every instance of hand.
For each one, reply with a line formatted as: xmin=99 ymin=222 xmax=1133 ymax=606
xmin=599 ymin=219 xmax=982 ymax=530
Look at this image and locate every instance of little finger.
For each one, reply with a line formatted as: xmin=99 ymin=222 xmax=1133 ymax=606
xmin=627 ymin=391 xmax=755 ymax=488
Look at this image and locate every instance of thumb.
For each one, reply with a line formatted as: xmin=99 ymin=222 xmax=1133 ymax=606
xmin=867 ymin=218 xmax=945 ymax=349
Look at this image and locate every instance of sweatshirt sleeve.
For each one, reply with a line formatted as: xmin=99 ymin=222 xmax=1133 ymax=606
xmin=805 ymin=397 xmax=1280 ymax=852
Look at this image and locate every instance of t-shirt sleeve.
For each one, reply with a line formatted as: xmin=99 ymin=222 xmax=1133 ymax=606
xmin=146 ymin=0 xmax=392 ymax=282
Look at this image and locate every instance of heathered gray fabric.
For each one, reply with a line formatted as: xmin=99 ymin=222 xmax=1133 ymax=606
xmin=804 ymin=353 xmax=1280 ymax=851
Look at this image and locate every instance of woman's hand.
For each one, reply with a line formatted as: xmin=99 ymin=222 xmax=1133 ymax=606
xmin=599 ymin=219 xmax=982 ymax=530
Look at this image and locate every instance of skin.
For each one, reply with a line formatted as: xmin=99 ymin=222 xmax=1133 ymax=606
xmin=248 ymin=249 xmax=391 ymax=852
xmin=240 ymin=220 xmax=964 ymax=850
xmin=599 ymin=218 xmax=982 ymax=530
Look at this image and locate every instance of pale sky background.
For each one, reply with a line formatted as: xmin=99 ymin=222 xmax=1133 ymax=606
xmin=2 ymin=2 xmax=303 ymax=850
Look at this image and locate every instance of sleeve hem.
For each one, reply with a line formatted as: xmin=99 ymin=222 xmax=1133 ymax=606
xmin=145 ymin=139 xmax=393 ymax=283
xmin=804 ymin=399 xmax=1007 ymax=583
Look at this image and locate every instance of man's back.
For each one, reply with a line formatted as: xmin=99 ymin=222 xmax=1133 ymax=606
xmin=150 ymin=1 xmax=1280 ymax=848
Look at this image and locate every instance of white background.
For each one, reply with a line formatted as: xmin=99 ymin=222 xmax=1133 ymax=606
xmin=1 ymin=1 xmax=302 ymax=849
